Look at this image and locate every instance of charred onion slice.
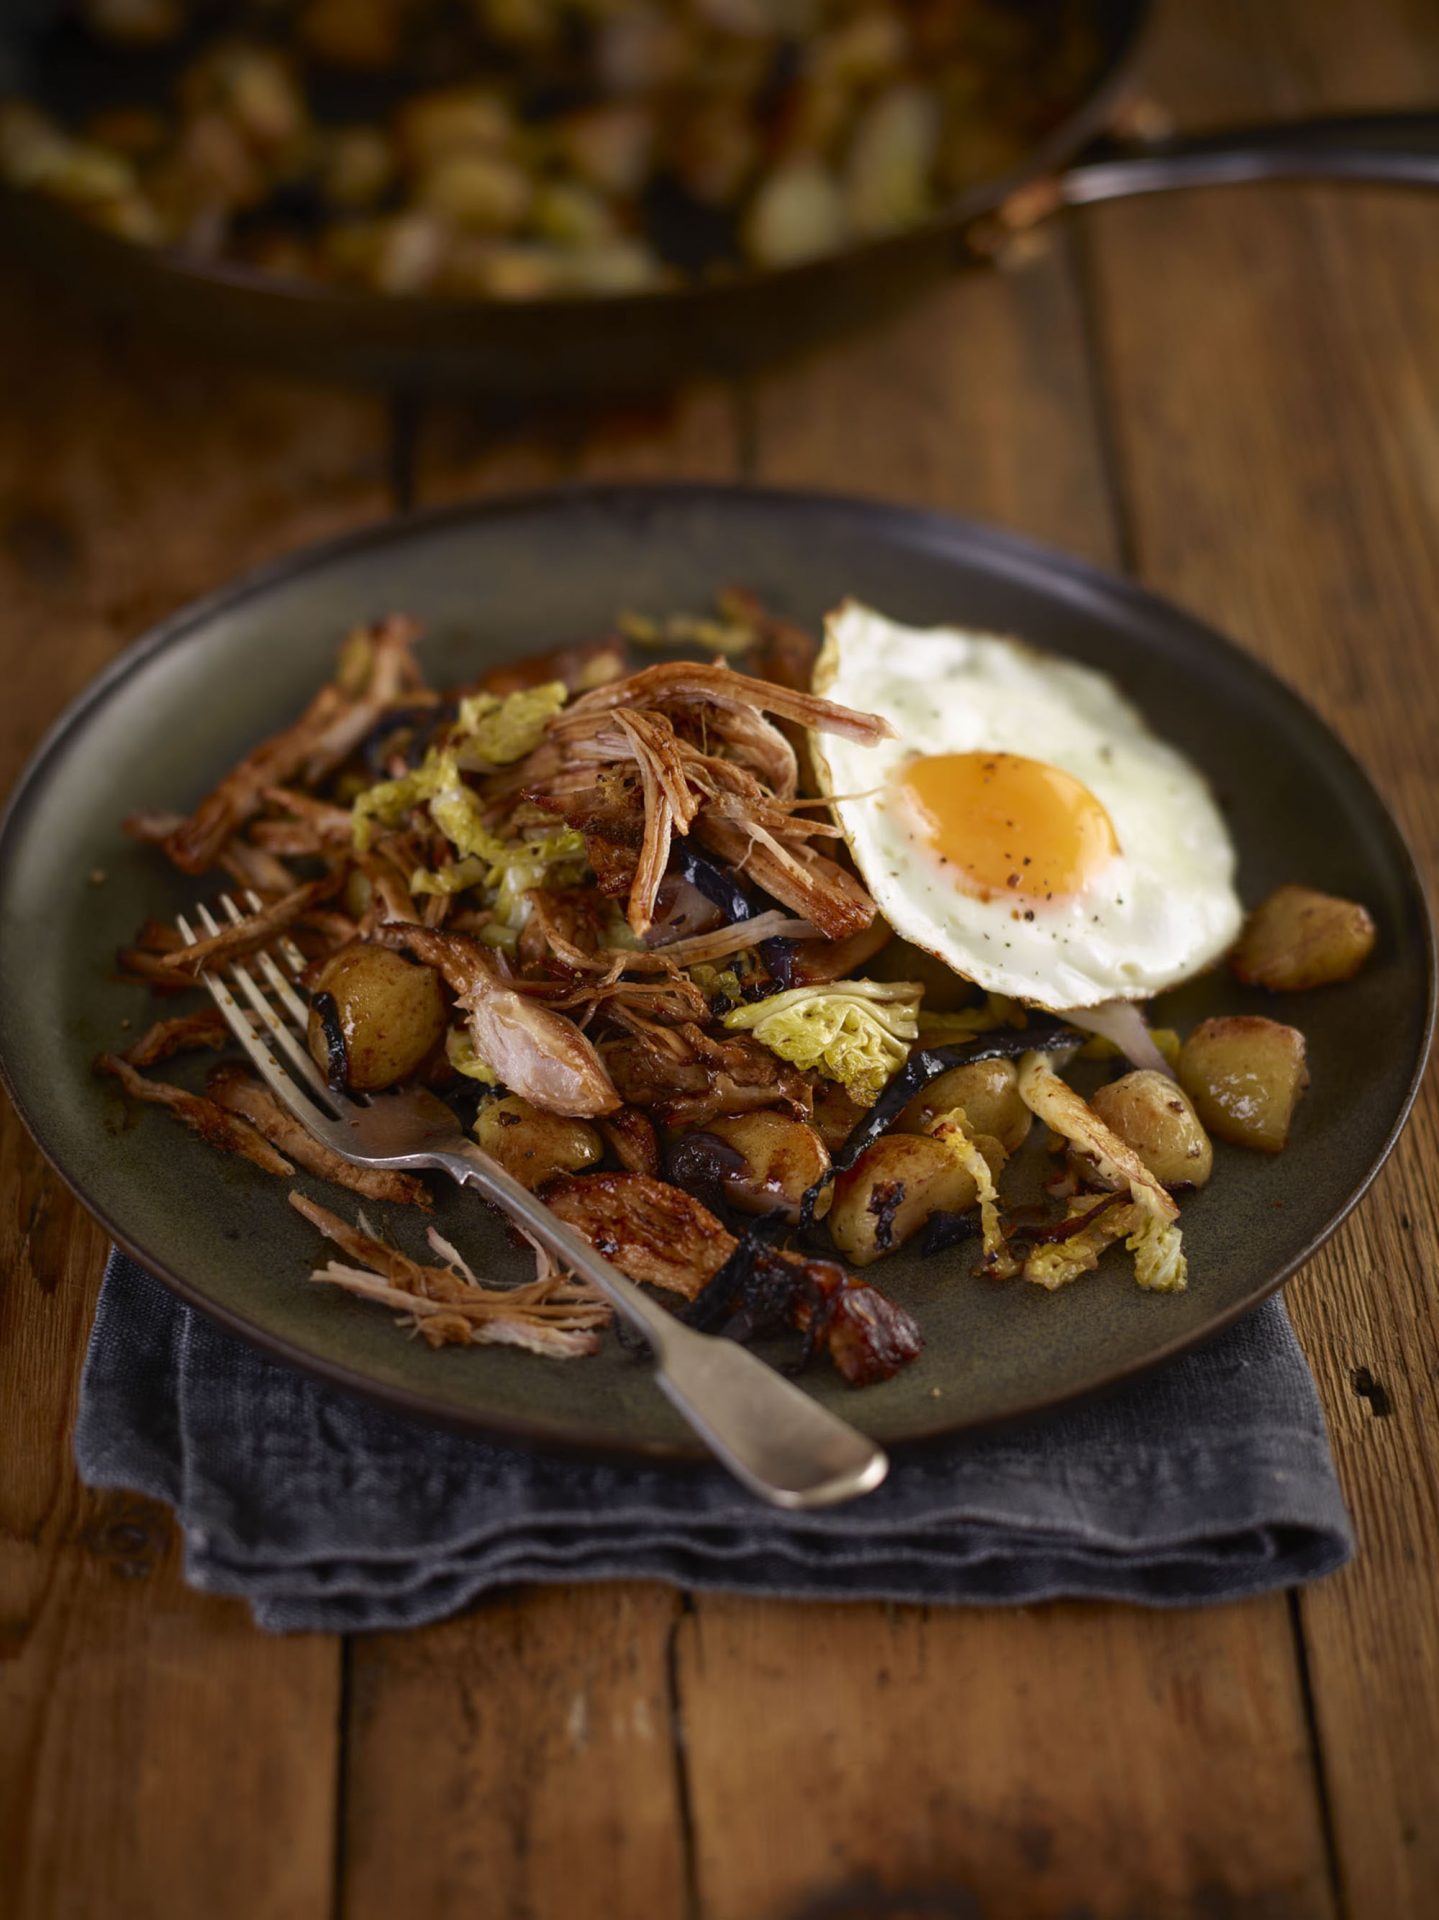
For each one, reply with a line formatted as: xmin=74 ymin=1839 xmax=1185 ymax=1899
xmin=311 ymin=990 xmax=350 ymax=1093
xmin=830 ymin=1020 xmax=1080 ymax=1176
xmin=683 ymin=1230 xmax=923 ymax=1386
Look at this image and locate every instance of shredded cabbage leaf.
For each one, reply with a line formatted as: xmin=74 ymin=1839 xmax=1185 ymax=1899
xmin=453 ymin=681 xmax=567 ymax=768
xmin=352 ymin=737 xmax=586 ymax=922
xmin=410 ymin=827 xmax=587 ymax=926
xmin=491 ymin=829 xmax=588 ymax=928
xmin=409 ymin=855 xmax=491 ymax=897
xmin=351 ymin=746 xmax=507 ymax=858
xmin=929 ymin=1106 xmax=1015 ymax=1277
xmin=1127 ymin=1213 xmax=1188 ymax=1292
xmin=352 ymin=680 xmax=569 ymax=852
xmin=722 ymin=979 xmax=921 ymax=1102
xmin=687 ymin=961 xmax=743 ymax=1009
xmin=915 ymin=994 xmax=1026 ymax=1040
xmin=351 ymin=747 xmax=462 ymax=852
xmin=619 ymin=610 xmax=754 ymax=656
xmin=1024 ymin=1200 xmax=1137 ymax=1291
xmin=1023 ymin=1198 xmax=1187 ymax=1292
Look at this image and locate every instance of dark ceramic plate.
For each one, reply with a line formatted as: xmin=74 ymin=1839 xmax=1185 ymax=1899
xmin=1 ymin=486 xmax=1431 ymax=1458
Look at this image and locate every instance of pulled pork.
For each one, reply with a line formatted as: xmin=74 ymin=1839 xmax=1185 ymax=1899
xmin=542 ymin=1171 xmax=922 ymax=1385
xmin=292 ymin=1193 xmax=610 ymax=1356
xmin=530 ymin=659 xmax=890 ymax=940
xmin=104 ymin=597 xmax=943 ymax=1384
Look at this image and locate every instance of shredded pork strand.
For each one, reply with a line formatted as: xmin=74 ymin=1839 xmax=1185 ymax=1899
xmin=536 ymin=661 xmax=887 ymax=939
xmin=217 ymin=838 xmax=300 ymax=895
xmin=98 ymin=1053 xmax=294 ymax=1177
xmin=158 ymin=875 xmax=340 ymax=974
xmin=564 ymin=659 xmax=895 ymax=745
xmin=290 ymin=1192 xmax=608 ymax=1356
xmin=373 ymin=924 xmax=620 ymax=1116
xmin=207 ymin=1066 xmax=432 ymax=1208
xmin=540 ymin=1170 xmax=738 ymax=1298
xmin=161 ymin=616 xmax=421 ymax=874
xmin=623 ymin=911 xmax=814 ymax=968
xmin=695 ymin=812 xmax=876 ymax=941
xmin=122 ymin=1008 xmax=231 ymax=1066
xmin=122 ymin=807 xmax=187 ymax=844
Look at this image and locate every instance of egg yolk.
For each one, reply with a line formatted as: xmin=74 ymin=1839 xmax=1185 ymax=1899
xmin=898 ymin=750 xmax=1119 ymax=902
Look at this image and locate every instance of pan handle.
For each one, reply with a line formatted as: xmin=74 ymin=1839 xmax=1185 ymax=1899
xmin=1058 ymin=109 xmax=1439 ymax=205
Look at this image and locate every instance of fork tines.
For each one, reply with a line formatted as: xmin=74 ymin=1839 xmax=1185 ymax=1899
xmin=177 ymin=892 xmax=344 ymax=1125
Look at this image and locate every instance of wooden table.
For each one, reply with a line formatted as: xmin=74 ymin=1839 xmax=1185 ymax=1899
xmin=4 ymin=3 xmax=1437 ymax=1914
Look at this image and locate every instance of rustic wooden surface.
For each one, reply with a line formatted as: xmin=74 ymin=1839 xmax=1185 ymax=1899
xmin=2 ymin=1 xmax=1437 ymax=1915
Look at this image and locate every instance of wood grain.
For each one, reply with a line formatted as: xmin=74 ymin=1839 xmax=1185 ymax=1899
xmin=412 ymin=382 xmax=741 ymax=503
xmin=749 ymin=238 xmax=1117 ymax=567
xmin=0 ymin=267 xmax=386 ymax=1920
xmin=678 ymin=1595 xmax=1334 ymax=1920
xmin=344 ymin=1588 xmax=690 ymax=1920
xmin=1079 ymin=0 xmax=1439 ymax=1912
xmin=2 ymin=0 xmax=1438 ymax=1911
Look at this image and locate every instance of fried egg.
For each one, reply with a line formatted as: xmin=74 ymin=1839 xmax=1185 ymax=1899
xmin=811 ymin=602 xmax=1243 ymax=1010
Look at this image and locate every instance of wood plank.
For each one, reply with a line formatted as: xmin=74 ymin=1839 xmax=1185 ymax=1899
xmin=343 ymin=1587 xmax=691 ymax=1920
xmin=679 ymin=1595 xmax=1334 ymax=1920
xmin=749 ymin=242 xmax=1118 ymax=565
xmin=0 ymin=265 xmax=387 ymax=1920
xmin=412 ymin=382 xmax=741 ymax=503
xmin=1079 ymin=0 xmax=1439 ymax=1913
xmin=665 ymin=257 xmax=1334 ymax=1920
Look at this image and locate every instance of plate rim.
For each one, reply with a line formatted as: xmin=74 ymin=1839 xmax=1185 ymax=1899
xmin=2 ymin=480 xmax=1434 ymax=1461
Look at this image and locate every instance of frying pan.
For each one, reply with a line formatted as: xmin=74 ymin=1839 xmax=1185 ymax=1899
xmin=3 ymin=0 xmax=1438 ymax=393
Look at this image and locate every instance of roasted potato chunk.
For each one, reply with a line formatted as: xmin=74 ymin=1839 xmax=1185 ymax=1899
xmin=1230 ymin=884 xmax=1376 ymax=991
xmin=828 ymin=1133 xmax=999 ymax=1267
xmin=1179 ymin=1017 xmax=1309 ymax=1153
xmin=896 ymin=1056 xmax=1031 ymax=1153
xmin=474 ymin=1094 xmax=602 ymax=1190
xmin=810 ymin=1078 xmax=869 ymax=1153
xmin=307 ymin=943 xmax=446 ymax=1092
xmin=704 ymin=1111 xmax=832 ymax=1224
xmin=1090 ymin=1070 xmax=1213 ymax=1189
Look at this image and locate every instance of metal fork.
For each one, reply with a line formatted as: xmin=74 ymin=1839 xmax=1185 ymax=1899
xmin=176 ymin=894 xmax=889 ymax=1509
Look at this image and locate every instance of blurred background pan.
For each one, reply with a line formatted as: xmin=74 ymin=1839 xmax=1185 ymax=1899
xmin=1 ymin=0 xmax=1437 ymax=394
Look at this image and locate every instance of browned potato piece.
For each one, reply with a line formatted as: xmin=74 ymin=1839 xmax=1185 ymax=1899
xmin=1230 ymin=885 xmax=1376 ymax=991
xmin=896 ymin=1056 xmax=1031 ymax=1153
xmin=307 ymin=943 xmax=446 ymax=1092
xmin=1179 ymin=1017 xmax=1310 ymax=1153
xmin=704 ymin=1112 xmax=832 ymax=1224
xmin=810 ymin=1079 xmax=869 ymax=1153
xmin=829 ymin=1134 xmax=987 ymax=1267
xmin=868 ymin=936 xmax=974 ymax=1011
xmin=1090 ymin=1071 xmax=1213 ymax=1189
xmin=475 ymin=1094 xmax=601 ymax=1190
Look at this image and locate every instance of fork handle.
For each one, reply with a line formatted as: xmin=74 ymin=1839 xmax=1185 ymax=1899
xmin=437 ymin=1145 xmax=889 ymax=1509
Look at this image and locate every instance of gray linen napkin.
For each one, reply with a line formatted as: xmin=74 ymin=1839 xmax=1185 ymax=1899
xmin=76 ymin=1250 xmax=1352 ymax=1632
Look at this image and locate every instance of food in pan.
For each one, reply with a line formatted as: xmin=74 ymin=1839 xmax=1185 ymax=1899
xmin=100 ymin=594 xmax=1373 ymax=1381
xmin=2 ymin=0 xmax=1100 ymax=297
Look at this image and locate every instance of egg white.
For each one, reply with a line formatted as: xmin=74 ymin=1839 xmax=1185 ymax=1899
xmin=811 ymin=602 xmax=1243 ymax=1010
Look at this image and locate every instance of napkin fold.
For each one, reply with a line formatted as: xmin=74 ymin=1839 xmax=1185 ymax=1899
xmin=76 ymin=1250 xmax=1352 ymax=1632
